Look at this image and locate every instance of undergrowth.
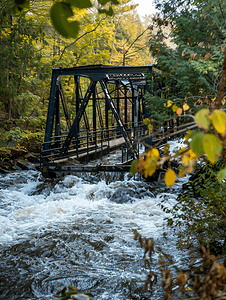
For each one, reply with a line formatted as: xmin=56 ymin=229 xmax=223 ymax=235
xmin=161 ymin=160 xmax=226 ymax=250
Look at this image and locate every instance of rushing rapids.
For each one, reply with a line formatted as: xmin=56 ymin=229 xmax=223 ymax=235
xmin=0 ymin=140 xmax=192 ymax=300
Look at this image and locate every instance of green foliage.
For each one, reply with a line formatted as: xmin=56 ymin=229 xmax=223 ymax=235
xmin=14 ymin=0 xmax=120 ymax=38
xmin=0 ymin=147 xmax=12 ymax=162
xmin=0 ymin=0 xmax=45 ymax=118
xmin=1 ymin=127 xmax=44 ymax=152
xmin=129 ymin=159 xmax=137 ymax=175
xmin=146 ymin=0 xmax=226 ymax=121
xmin=17 ymin=130 xmax=44 ymax=152
xmin=190 ymin=131 xmax=205 ymax=155
xmin=218 ymin=168 xmax=226 ymax=183
xmin=24 ymin=115 xmax=47 ymax=131
xmin=50 ymin=2 xmax=79 ymax=38
xmin=145 ymin=95 xmax=171 ymax=123
xmin=0 ymin=130 xmax=8 ymax=148
xmin=14 ymin=92 xmax=40 ymax=117
xmin=202 ymin=134 xmax=222 ymax=164
xmin=6 ymin=127 xmax=22 ymax=141
xmin=163 ymin=161 xmax=226 ymax=248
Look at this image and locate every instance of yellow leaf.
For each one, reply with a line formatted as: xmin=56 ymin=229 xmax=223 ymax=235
xmin=181 ymin=154 xmax=190 ymax=166
xmin=165 ymin=168 xmax=176 ymax=187
xmin=183 ymin=103 xmax=189 ymax=111
xmin=148 ymin=124 xmax=153 ymax=132
xmin=172 ymin=104 xmax=178 ymax=112
xmin=181 ymin=150 xmax=197 ymax=167
xmin=176 ymin=107 xmax=183 ymax=116
xmin=194 ymin=108 xmax=210 ymax=129
xmin=210 ymin=110 xmax=226 ymax=134
xmin=187 ymin=149 xmax=198 ymax=159
xmin=147 ymin=148 xmax=160 ymax=160
xmin=143 ymin=118 xmax=150 ymax=125
xmin=152 ymin=148 xmax=160 ymax=159
xmin=143 ymin=158 xmax=156 ymax=178
xmin=167 ymin=100 xmax=173 ymax=108
xmin=179 ymin=147 xmax=187 ymax=153
xmin=203 ymin=134 xmax=222 ymax=164
xmin=148 ymin=166 xmax=156 ymax=177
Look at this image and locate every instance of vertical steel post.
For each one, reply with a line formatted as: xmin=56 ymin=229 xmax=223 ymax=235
xmin=93 ymin=87 xmax=97 ymax=159
xmin=75 ymin=75 xmax=80 ymax=136
xmin=130 ymin=81 xmax=135 ymax=139
xmin=44 ymin=71 xmax=58 ymax=149
xmin=116 ymin=81 xmax=120 ymax=115
xmin=86 ymin=130 xmax=89 ymax=163
xmin=105 ymin=81 xmax=109 ymax=153
xmin=124 ymin=85 xmax=127 ymax=127
xmin=55 ymin=82 xmax=60 ymax=137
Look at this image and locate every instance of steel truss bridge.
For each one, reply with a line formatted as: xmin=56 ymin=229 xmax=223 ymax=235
xmin=40 ymin=65 xmax=153 ymax=178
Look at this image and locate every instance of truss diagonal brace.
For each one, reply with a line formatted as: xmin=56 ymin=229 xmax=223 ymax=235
xmin=59 ymin=80 xmax=71 ymax=130
xmin=99 ymin=79 xmax=136 ymax=157
xmin=59 ymin=80 xmax=97 ymax=156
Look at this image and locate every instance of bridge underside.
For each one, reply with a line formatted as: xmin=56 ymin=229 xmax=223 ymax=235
xmin=40 ymin=65 xmax=152 ymax=178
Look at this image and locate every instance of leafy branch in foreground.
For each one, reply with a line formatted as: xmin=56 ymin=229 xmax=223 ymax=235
xmin=163 ymin=161 xmax=226 ymax=248
xmin=133 ymin=229 xmax=226 ymax=300
xmin=130 ymin=46 xmax=226 ymax=188
xmin=14 ymin=0 xmax=120 ymax=38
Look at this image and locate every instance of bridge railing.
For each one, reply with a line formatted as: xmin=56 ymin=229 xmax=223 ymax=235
xmin=40 ymin=121 xmax=148 ymax=166
xmin=40 ymin=113 xmax=198 ymax=169
xmin=151 ymin=114 xmax=196 ymax=146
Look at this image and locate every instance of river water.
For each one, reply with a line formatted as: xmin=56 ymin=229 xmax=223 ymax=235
xmin=0 ymin=141 xmax=191 ymax=300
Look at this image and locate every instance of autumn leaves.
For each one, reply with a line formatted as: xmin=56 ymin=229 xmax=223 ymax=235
xmin=131 ymin=108 xmax=226 ymax=188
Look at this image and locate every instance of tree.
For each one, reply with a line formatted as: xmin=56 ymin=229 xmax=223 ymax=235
xmin=111 ymin=10 xmax=152 ymax=66
xmin=148 ymin=0 xmax=226 ymax=100
xmin=0 ymin=0 xmax=45 ymax=119
xmin=13 ymin=0 xmax=121 ymax=39
xmin=130 ymin=0 xmax=226 ymax=254
xmin=132 ymin=0 xmax=226 ymax=184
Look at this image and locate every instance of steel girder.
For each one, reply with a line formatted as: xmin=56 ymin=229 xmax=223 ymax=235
xmin=43 ymin=65 xmax=152 ymax=162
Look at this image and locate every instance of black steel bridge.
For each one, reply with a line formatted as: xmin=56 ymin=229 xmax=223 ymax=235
xmin=40 ymin=65 xmax=153 ymax=178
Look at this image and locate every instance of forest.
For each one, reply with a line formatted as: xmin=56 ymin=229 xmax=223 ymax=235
xmin=1 ymin=0 xmax=226 ymax=299
xmin=0 ymin=0 xmax=151 ymax=155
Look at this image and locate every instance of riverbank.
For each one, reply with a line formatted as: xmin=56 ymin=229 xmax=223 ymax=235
xmin=0 ymin=147 xmax=39 ymax=174
xmin=0 ymin=110 xmax=43 ymax=174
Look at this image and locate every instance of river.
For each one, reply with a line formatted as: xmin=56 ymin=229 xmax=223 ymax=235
xmin=0 ymin=140 xmax=191 ymax=300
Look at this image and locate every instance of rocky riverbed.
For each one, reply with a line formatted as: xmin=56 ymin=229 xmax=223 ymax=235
xmin=0 ymin=147 xmax=39 ymax=174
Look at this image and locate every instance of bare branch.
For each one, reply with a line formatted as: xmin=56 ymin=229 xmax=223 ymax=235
xmin=59 ymin=16 xmax=107 ymax=61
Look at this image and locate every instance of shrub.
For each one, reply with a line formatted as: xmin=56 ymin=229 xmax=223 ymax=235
xmin=162 ymin=161 xmax=226 ymax=249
